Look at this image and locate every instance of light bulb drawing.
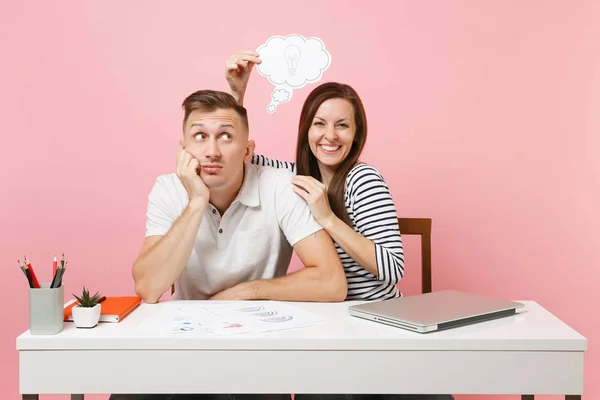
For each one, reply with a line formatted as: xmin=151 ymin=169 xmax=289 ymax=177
xmin=256 ymin=34 xmax=331 ymax=113
xmin=283 ymin=45 xmax=301 ymax=75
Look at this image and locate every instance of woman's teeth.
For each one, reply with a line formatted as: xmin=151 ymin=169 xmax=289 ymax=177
xmin=320 ymin=145 xmax=340 ymax=151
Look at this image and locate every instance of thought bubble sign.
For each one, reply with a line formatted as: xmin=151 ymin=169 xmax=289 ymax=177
xmin=256 ymin=34 xmax=331 ymax=114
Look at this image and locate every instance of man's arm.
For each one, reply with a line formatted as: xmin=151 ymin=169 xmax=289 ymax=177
xmin=132 ymin=198 xmax=206 ymax=303
xmin=208 ymin=169 xmax=347 ymax=302
xmin=252 ymin=171 xmax=347 ymax=301
xmin=209 ymin=229 xmax=347 ymax=302
xmin=253 ymin=229 xmax=347 ymax=302
xmin=133 ymin=145 xmax=210 ymax=303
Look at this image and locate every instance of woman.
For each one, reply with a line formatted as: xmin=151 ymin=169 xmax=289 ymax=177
xmin=224 ymin=50 xmax=453 ymax=400
xmin=225 ymin=50 xmax=405 ymax=301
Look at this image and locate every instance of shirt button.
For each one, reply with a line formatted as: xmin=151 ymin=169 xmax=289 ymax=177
xmin=218 ymin=228 xmax=223 ymax=233
xmin=212 ymin=209 xmax=217 ymax=214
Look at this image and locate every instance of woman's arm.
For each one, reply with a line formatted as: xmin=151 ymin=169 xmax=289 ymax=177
xmin=319 ymin=165 xmax=404 ymax=285
xmin=224 ymin=51 xmax=298 ymax=174
xmin=251 ymin=154 xmax=296 ymax=173
xmin=225 ymin=50 xmax=262 ymax=106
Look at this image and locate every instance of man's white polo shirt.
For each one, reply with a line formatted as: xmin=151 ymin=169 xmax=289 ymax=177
xmin=144 ymin=162 xmax=323 ymax=300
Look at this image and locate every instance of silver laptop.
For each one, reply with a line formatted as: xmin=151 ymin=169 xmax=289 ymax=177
xmin=348 ymin=290 xmax=524 ymax=333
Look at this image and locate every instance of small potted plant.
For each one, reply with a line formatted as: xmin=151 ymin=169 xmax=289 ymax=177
xmin=72 ymin=286 xmax=102 ymax=328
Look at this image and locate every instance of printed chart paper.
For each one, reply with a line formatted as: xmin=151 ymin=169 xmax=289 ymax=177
xmin=139 ymin=301 xmax=328 ymax=336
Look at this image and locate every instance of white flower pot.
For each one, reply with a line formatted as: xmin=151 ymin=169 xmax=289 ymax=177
xmin=72 ymin=304 xmax=101 ymax=328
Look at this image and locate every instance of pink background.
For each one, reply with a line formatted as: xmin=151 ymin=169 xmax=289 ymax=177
xmin=1 ymin=1 xmax=599 ymax=399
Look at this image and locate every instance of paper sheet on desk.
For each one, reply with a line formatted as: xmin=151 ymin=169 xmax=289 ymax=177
xmin=140 ymin=301 xmax=327 ymax=336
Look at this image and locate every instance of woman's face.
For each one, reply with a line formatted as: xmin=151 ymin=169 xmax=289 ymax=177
xmin=307 ymin=98 xmax=356 ymax=171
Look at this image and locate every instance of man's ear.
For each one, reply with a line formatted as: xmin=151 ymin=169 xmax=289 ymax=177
xmin=244 ymin=140 xmax=255 ymax=162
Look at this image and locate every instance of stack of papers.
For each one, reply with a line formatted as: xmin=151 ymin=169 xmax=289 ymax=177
xmin=140 ymin=301 xmax=327 ymax=336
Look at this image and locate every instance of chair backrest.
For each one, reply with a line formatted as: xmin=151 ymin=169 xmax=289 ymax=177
xmin=171 ymin=218 xmax=433 ymax=297
xmin=397 ymin=218 xmax=432 ymax=294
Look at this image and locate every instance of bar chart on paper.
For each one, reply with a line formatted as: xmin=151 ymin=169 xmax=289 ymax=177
xmin=139 ymin=301 xmax=328 ymax=336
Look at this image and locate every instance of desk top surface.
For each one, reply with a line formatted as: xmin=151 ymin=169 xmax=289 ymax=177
xmin=16 ymin=300 xmax=587 ymax=351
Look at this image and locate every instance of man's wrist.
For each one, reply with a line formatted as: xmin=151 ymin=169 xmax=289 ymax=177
xmin=187 ymin=197 xmax=208 ymax=215
xmin=248 ymin=280 xmax=261 ymax=300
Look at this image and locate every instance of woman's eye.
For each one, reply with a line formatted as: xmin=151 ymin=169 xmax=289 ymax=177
xmin=338 ymin=123 xmax=348 ymax=128
xmin=313 ymin=121 xmax=324 ymax=126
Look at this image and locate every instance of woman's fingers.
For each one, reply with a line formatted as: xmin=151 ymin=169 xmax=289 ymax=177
xmin=292 ymin=175 xmax=325 ymax=194
xmin=292 ymin=185 xmax=309 ymax=201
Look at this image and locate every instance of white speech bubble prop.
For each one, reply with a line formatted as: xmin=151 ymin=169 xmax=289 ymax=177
xmin=256 ymin=34 xmax=331 ymax=114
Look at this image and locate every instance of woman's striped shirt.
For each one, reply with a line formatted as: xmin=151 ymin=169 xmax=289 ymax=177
xmin=251 ymin=154 xmax=405 ymax=300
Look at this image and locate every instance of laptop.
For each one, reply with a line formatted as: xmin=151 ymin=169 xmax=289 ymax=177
xmin=348 ymin=290 xmax=524 ymax=333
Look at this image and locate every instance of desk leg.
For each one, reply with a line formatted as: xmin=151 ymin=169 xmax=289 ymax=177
xmin=71 ymin=395 xmax=84 ymax=400
xmin=565 ymin=396 xmax=581 ymax=400
xmin=522 ymin=396 xmax=534 ymax=400
xmin=22 ymin=396 xmax=38 ymax=400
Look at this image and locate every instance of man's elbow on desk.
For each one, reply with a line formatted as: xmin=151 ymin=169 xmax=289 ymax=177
xmin=313 ymin=245 xmax=348 ymax=302
xmin=133 ymin=277 xmax=164 ymax=304
xmin=322 ymin=268 xmax=348 ymax=302
xmin=303 ymin=260 xmax=348 ymax=302
xmin=293 ymin=230 xmax=348 ymax=302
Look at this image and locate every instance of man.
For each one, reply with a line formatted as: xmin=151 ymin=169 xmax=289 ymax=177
xmin=133 ymin=89 xmax=346 ymax=303
xmin=109 ymin=92 xmax=346 ymax=400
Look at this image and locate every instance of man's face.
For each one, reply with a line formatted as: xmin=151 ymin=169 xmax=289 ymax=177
xmin=183 ymin=108 xmax=253 ymax=190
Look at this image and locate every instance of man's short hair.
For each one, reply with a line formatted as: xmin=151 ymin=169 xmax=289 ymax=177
xmin=181 ymin=90 xmax=249 ymax=131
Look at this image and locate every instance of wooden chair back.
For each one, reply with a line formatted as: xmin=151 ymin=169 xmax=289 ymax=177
xmin=397 ymin=218 xmax=432 ymax=294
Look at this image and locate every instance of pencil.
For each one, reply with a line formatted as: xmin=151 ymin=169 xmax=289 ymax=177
xmin=25 ymin=268 xmax=34 ymax=288
xmin=24 ymin=256 xmax=40 ymax=289
xmin=19 ymin=260 xmax=34 ymax=288
xmin=57 ymin=260 xmax=68 ymax=287
xmin=51 ymin=260 xmax=63 ymax=288
xmin=50 ymin=264 xmax=60 ymax=288
xmin=53 ymin=255 xmax=57 ymax=276
xmin=49 ymin=254 xmax=65 ymax=288
xmin=17 ymin=260 xmax=27 ymax=278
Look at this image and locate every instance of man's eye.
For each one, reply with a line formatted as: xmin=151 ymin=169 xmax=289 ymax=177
xmin=194 ymin=133 xmax=205 ymax=140
xmin=220 ymin=133 xmax=232 ymax=140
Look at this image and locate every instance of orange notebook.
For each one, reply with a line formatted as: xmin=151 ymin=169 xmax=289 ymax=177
xmin=63 ymin=296 xmax=142 ymax=323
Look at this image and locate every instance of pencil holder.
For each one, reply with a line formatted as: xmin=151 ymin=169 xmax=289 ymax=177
xmin=29 ymin=283 xmax=64 ymax=335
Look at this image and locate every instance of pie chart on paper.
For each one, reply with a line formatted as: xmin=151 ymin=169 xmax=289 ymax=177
xmin=235 ymin=305 xmax=265 ymax=312
xmin=260 ymin=315 xmax=293 ymax=323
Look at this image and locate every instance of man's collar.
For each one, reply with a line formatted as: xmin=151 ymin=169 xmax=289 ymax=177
xmin=234 ymin=163 xmax=260 ymax=207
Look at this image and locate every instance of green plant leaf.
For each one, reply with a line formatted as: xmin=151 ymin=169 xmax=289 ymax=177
xmin=72 ymin=286 xmax=103 ymax=307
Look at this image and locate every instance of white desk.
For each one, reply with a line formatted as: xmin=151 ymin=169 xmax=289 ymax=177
xmin=17 ymin=300 xmax=587 ymax=400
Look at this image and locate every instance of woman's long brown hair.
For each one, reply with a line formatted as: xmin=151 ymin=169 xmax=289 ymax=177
xmin=295 ymin=82 xmax=368 ymax=227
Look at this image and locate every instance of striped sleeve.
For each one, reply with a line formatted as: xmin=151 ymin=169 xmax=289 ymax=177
xmin=346 ymin=164 xmax=405 ymax=286
xmin=250 ymin=154 xmax=296 ymax=173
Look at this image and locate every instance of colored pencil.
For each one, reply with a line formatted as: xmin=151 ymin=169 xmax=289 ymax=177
xmin=24 ymin=256 xmax=40 ymax=288
xmin=57 ymin=260 xmax=68 ymax=287
xmin=17 ymin=260 xmax=27 ymax=278
xmin=50 ymin=265 xmax=59 ymax=288
xmin=19 ymin=260 xmax=34 ymax=288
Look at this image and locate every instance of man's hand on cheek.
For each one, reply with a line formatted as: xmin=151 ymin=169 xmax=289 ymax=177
xmin=177 ymin=141 xmax=210 ymax=206
xmin=208 ymin=281 xmax=259 ymax=300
